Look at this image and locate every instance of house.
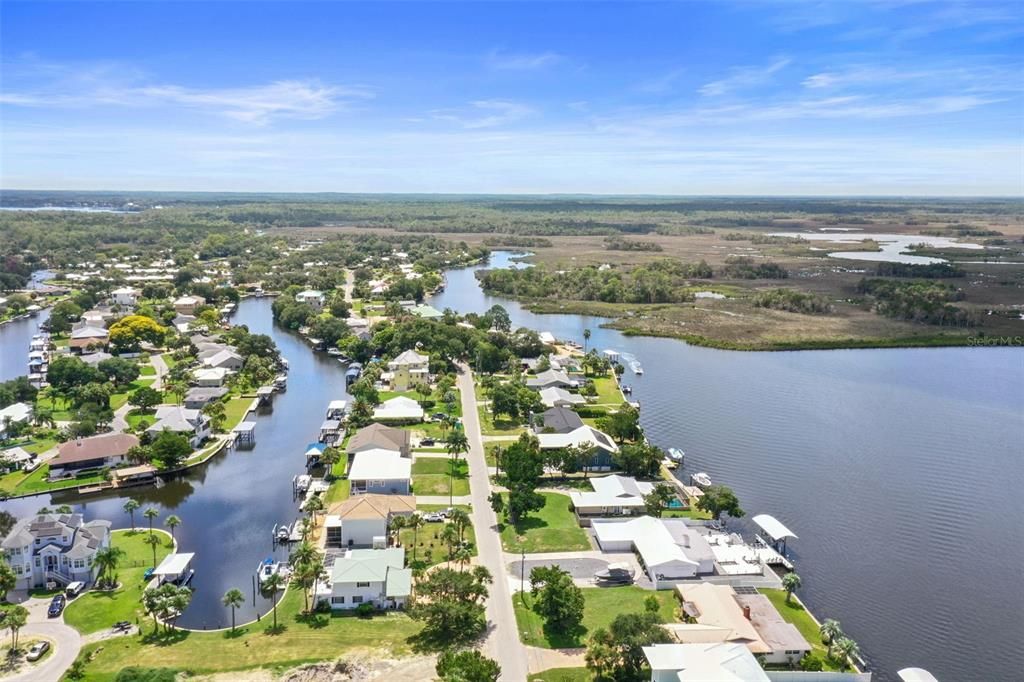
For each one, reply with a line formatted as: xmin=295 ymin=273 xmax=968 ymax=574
xmin=295 ymin=290 xmax=325 ymax=310
xmin=326 ymin=494 xmax=416 ymax=548
xmin=79 ymin=351 xmax=114 ymax=366
xmin=172 ymin=314 xmax=196 ymax=333
xmin=69 ymin=325 xmax=109 ymax=353
xmin=643 ymin=643 xmax=769 ymax=682
xmin=569 ymin=475 xmax=656 ymax=520
xmin=672 ymin=583 xmax=811 ymax=665
xmin=534 ymin=406 xmax=584 ymax=434
xmin=183 ymin=386 xmax=228 ymax=410
xmin=348 ymin=450 xmax=412 ymax=495
xmin=409 ymin=304 xmax=443 ymax=320
xmin=373 ymin=396 xmax=424 ymax=423
xmin=592 ymin=516 xmax=715 ymax=586
xmin=110 ymin=287 xmax=141 ymax=307
xmin=203 ymin=349 xmax=244 ymax=370
xmin=383 ymin=349 xmax=429 ymax=391
xmin=48 ymin=433 xmax=139 ymax=478
xmin=173 ymin=295 xmax=206 ymax=316
xmin=0 ymin=402 xmax=33 ymax=431
xmin=537 ymin=425 xmax=618 ymax=470
xmin=539 ymin=386 xmax=586 ymax=409
xmin=0 ymin=447 xmax=36 ymax=473
xmin=1 ymin=513 xmax=112 ymax=589
xmin=346 ymin=423 xmax=411 ymax=459
xmin=539 ymin=331 xmax=557 ymax=345
xmin=193 ymin=367 xmax=230 ymax=387
xmin=147 ymin=406 xmax=211 ymax=448
xmin=322 ymin=547 xmax=412 ymax=610
xmin=77 ymin=308 xmax=114 ymax=328
xmin=345 ymin=317 xmax=370 ymax=331
xmin=526 ymin=368 xmax=573 ymax=390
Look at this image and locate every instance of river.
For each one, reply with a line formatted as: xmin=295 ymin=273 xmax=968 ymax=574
xmin=0 ymin=256 xmax=1020 ymax=677
xmin=431 ymin=252 xmax=1024 ymax=682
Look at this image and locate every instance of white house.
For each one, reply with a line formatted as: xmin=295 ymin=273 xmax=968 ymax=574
xmin=0 ymin=402 xmax=33 ymax=436
xmin=110 ymin=287 xmax=141 ymax=307
xmin=539 ymin=386 xmax=586 ymax=409
xmin=147 ymin=406 xmax=211 ymax=448
xmin=592 ymin=516 xmax=715 ymax=586
xmin=526 ymin=368 xmax=573 ymax=390
xmin=383 ymin=349 xmax=429 ymax=392
xmin=372 ymin=396 xmax=424 ymax=423
xmin=295 ymin=290 xmax=326 ymax=310
xmin=1 ymin=513 xmax=112 ymax=589
xmin=322 ymin=547 xmax=412 ymax=610
xmin=326 ymin=494 xmax=416 ymax=548
xmin=348 ymin=450 xmax=412 ymax=495
xmin=644 ymin=643 xmax=770 ymax=682
xmin=203 ymin=349 xmax=244 ymax=370
xmin=193 ymin=367 xmax=230 ymax=387
xmin=0 ymin=446 xmax=36 ymax=473
xmin=569 ymin=475 xmax=655 ymax=520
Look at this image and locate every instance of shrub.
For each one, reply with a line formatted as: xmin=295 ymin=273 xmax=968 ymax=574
xmin=354 ymin=602 xmax=375 ymax=618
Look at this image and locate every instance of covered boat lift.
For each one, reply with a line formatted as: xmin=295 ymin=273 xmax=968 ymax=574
xmin=233 ymin=421 xmax=257 ymax=448
xmin=153 ymin=552 xmax=195 ymax=586
xmin=325 ymin=400 xmax=348 ymax=420
xmin=752 ymin=514 xmax=798 ymax=555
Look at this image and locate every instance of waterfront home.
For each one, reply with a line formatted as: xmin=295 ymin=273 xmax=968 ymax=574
xmin=346 ymin=423 xmax=411 ymax=458
xmin=409 ymin=304 xmax=442 ymax=320
xmin=147 ymin=405 xmax=211 ymax=448
xmin=1 ymin=513 xmax=111 ymax=589
xmin=322 ymin=547 xmax=412 ymax=610
xmin=193 ymin=367 xmax=230 ymax=387
xmin=295 ymin=289 xmax=326 ymax=310
xmin=372 ymin=396 xmax=425 ymax=423
xmin=325 ymin=494 xmax=416 ymax=548
xmin=203 ymin=348 xmax=244 ymax=370
xmin=644 ymin=643 xmax=770 ymax=682
xmin=383 ymin=349 xmax=430 ymax=391
xmin=173 ymin=295 xmax=206 ymax=316
xmin=539 ymin=386 xmax=586 ymax=409
xmin=348 ymin=450 xmax=412 ymax=495
xmin=569 ymin=474 xmax=656 ymax=520
xmin=537 ymin=425 xmax=618 ymax=469
xmin=110 ymin=287 xmax=141 ymax=307
xmin=534 ymin=406 xmax=584 ymax=434
xmin=671 ymin=583 xmax=810 ymax=665
xmin=345 ymin=317 xmax=370 ymax=331
xmin=183 ymin=386 xmax=228 ymax=410
xmin=539 ymin=331 xmax=557 ymax=346
xmin=591 ymin=516 xmax=715 ymax=586
xmin=526 ymin=368 xmax=574 ymax=390
xmin=0 ymin=446 xmax=37 ymax=473
xmin=0 ymin=401 xmax=33 ymax=432
xmin=48 ymin=433 xmax=139 ymax=479
xmin=172 ymin=314 xmax=196 ymax=333
xmin=69 ymin=325 xmax=109 ymax=353
xmin=79 ymin=350 xmax=114 ymax=366
xmin=77 ymin=308 xmax=115 ymax=328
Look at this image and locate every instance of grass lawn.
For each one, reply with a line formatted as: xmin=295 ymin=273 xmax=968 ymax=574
xmin=589 ymin=376 xmax=623 ymax=405
xmin=412 ymin=457 xmax=469 ymax=496
xmin=34 ymin=395 xmax=74 ymax=422
xmin=125 ymin=409 xmax=157 ymax=430
xmin=530 ymin=669 xmax=592 ymax=682
xmin=399 ymin=505 xmax=475 ymax=567
xmin=761 ymin=589 xmax=845 ymax=672
xmin=498 ymin=492 xmax=590 ymax=553
xmin=139 ymin=365 xmax=156 ymax=376
xmin=64 ymin=530 xmax=173 ymax=634
xmin=514 ymin=586 xmax=678 ymax=648
xmin=476 ymin=401 xmax=527 ymax=436
xmin=324 ymin=478 xmax=350 ymax=506
xmin=160 ymin=353 xmax=178 ymax=369
xmin=0 ymin=464 xmax=106 ymax=496
xmin=109 ymin=379 xmax=157 ymax=410
xmin=223 ymin=397 xmax=253 ymax=430
xmin=69 ymin=588 xmax=422 ymax=681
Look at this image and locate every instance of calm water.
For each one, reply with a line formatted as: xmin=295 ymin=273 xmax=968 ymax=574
xmin=0 ymin=297 xmax=351 ymax=628
xmin=432 ymin=252 xmax=1024 ymax=682
xmin=0 ymin=270 xmax=55 ymax=382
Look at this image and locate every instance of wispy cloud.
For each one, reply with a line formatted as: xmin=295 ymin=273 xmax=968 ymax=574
xmin=432 ymin=99 xmax=535 ymax=129
xmin=636 ymin=68 xmax=686 ymax=94
xmin=485 ymin=49 xmax=563 ymax=71
xmin=699 ymin=57 xmax=791 ymax=96
xmin=802 ymin=63 xmax=1024 ymax=94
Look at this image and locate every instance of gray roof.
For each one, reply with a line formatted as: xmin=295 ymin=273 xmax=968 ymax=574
xmin=184 ymin=386 xmax=228 ymax=402
xmin=70 ymin=325 xmax=108 ymax=339
xmin=346 ymin=423 xmax=410 ymax=455
xmin=526 ymin=368 xmax=571 ymax=388
xmin=79 ymin=351 xmax=114 ymax=366
xmin=540 ymin=406 xmax=584 ymax=434
xmin=2 ymin=514 xmax=110 ymax=557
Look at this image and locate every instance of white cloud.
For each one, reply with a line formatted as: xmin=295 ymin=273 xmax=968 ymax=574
xmin=485 ymin=50 xmax=563 ymax=70
xmin=699 ymin=58 xmax=791 ymax=96
xmin=636 ymin=68 xmax=686 ymax=94
xmin=432 ymin=100 xmax=535 ymax=129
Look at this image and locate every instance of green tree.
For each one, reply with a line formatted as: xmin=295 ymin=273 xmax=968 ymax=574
xmin=406 ymin=514 xmax=424 ymax=565
xmin=0 ymin=560 xmax=17 ymax=601
xmin=123 ymin=499 xmax=141 ymax=531
xmin=150 ymin=430 xmax=191 ymax=468
xmin=143 ymin=507 xmax=159 ymax=534
xmin=583 ymin=328 xmax=591 ymax=353
xmin=261 ymin=572 xmax=286 ymax=630
xmin=643 ymin=483 xmax=677 ymax=518
xmin=128 ymin=386 xmax=162 ymax=411
xmin=5 ymin=603 xmax=28 ymax=650
xmin=97 ymin=357 xmax=141 ymax=387
xmin=695 ymin=484 xmax=745 ymax=522
xmin=92 ymin=545 xmax=126 ymax=589
xmin=596 ymin=404 xmax=641 ymax=443
xmin=833 ymin=637 xmax=860 ymax=669
xmin=436 ymin=649 xmax=501 ymax=682
xmin=108 ymin=315 xmax=166 ymax=352
xmin=320 ymin=446 xmax=341 ymax=479
xmin=290 ymin=546 xmax=327 ymax=614
xmin=530 ymin=565 xmax=585 ymax=633
xmin=612 ymin=442 xmax=663 ymax=477
xmin=143 ymin=532 xmax=161 ymax=568
xmin=819 ymin=618 xmax=843 ymax=655
xmin=164 ymin=515 xmax=181 ymax=543
xmin=782 ymin=572 xmax=802 ymax=604
xmin=202 ymin=400 xmax=226 ymax=432
xmin=445 ymin=430 xmax=469 ymax=505
xmin=409 ymin=566 xmax=492 ymax=648
xmin=585 ymin=611 xmax=671 ymax=681
xmin=222 ymin=588 xmax=245 ymax=633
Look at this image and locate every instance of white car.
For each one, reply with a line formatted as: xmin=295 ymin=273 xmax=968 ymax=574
xmin=26 ymin=640 xmax=50 ymax=661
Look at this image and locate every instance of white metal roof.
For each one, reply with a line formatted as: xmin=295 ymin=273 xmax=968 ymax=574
xmin=752 ymin=514 xmax=798 ymax=541
xmin=348 ymin=450 xmax=412 ymax=481
xmin=898 ymin=669 xmax=940 ymax=682
xmin=153 ymin=552 xmax=195 ymax=577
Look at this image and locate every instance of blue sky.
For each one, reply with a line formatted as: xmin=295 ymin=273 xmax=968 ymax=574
xmin=1 ymin=1 xmax=1021 ymax=195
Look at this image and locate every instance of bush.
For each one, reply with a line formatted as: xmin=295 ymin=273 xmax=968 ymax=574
xmin=800 ymin=653 xmax=825 ymax=671
xmin=314 ymin=598 xmax=331 ymax=613
xmin=354 ymin=602 xmax=375 ymax=618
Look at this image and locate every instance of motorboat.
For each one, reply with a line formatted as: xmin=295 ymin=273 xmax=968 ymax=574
xmin=276 ymin=523 xmax=291 ymax=543
xmin=621 ymin=385 xmax=632 ymax=395
xmin=630 ymin=360 xmax=644 ymax=375
xmin=691 ymin=472 xmax=712 ymax=488
xmin=326 ymin=347 xmax=343 ymax=356
xmin=594 ymin=562 xmax=635 ymax=584
xmin=667 ymin=448 xmax=685 ymax=463
xmin=257 ymin=558 xmax=285 ymax=584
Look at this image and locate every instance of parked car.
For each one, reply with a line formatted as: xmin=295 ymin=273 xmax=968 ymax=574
xmin=47 ymin=594 xmax=65 ymax=618
xmin=26 ymin=640 xmax=50 ymax=661
xmin=431 ymin=412 xmax=449 ymax=422
xmin=65 ymin=581 xmax=86 ymax=598
xmin=421 ymin=512 xmax=445 ymax=522
xmin=419 ymin=438 xmax=435 ymax=447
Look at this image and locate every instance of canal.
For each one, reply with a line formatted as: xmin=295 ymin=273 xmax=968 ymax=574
xmin=430 ymin=252 xmax=1024 ymax=682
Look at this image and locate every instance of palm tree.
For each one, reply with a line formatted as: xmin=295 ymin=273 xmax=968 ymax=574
xmin=290 ymin=555 xmax=327 ymax=613
xmin=304 ymin=494 xmax=324 ymax=521
xmin=440 ymin=524 xmax=460 ymax=564
xmin=583 ymin=328 xmax=591 ymax=353
xmin=819 ymin=618 xmax=843 ymax=653
xmin=167 ymin=380 xmax=187 ymax=406
xmin=261 ymin=572 xmax=286 ymax=630
xmin=6 ymin=604 xmax=27 ymax=651
xmin=203 ymin=400 xmax=226 ymax=432
xmin=143 ymin=532 xmax=161 ymax=567
xmin=143 ymin=507 xmax=159 ymax=535
xmin=781 ymin=572 xmax=802 ymax=604
xmin=123 ymin=499 xmax=140 ymax=531
xmin=832 ymin=637 xmax=860 ymax=669
xmin=454 ymin=547 xmax=472 ymax=572
xmin=320 ymin=446 xmax=341 ymax=480
xmin=445 ymin=430 xmax=469 ymax=506
xmin=448 ymin=508 xmax=470 ymax=544
xmin=92 ymin=545 xmax=126 ymax=589
xmin=164 ymin=515 xmax=181 ymax=544
xmin=406 ymin=514 xmax=424 ymax=564
xmin=389 ymin=515 xmax=406 ymax=547
xmin=222 ymin=588 xmax=245 ymax=633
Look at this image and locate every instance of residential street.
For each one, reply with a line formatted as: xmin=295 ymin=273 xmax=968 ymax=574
xmin=5 ymin=596 xmax=82 ymax=682
xmin=457 ymin=364 xmax=529 ymax=682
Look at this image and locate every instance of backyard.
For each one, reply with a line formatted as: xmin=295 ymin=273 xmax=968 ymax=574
xmin=498 ymin=492 xmax=590 ymax=553
xmin=761 ymin=588 xmax=845 ymax=672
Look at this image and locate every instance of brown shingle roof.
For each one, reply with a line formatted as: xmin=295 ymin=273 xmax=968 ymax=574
xmin=330 ymin=494 xmax=417 ymax=520
xmin=51 ymin=433 xmax=139 ymax=467
xmin=345 ymin=423 xmax=410 ymax=455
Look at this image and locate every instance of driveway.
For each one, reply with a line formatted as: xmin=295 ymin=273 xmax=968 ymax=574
xmin=4 ymin=596 xmax=82 ymax=682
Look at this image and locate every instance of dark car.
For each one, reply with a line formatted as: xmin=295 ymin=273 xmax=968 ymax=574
xmin=420 ymin=438 xmax=435 ymax=447
xmin=47 ymin=594 xmax=66 ymax=618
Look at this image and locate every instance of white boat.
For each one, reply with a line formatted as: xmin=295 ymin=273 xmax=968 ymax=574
xmin=630 ymin=360 xmax=644 ymax=375
xmin=326 ymin=347 xmax=343 ymax=356
xmin=275 ymin=523 xmax=291 ymax=542
xmin=257 ymin=558 xmax=284 ymax=584
xmin=667 ymin=448 xmax=685 ymax=463
xmin=691 ymin=472 xmax=712 ymax=488
xmin=294 ymin=474 xmax=311 ymax=493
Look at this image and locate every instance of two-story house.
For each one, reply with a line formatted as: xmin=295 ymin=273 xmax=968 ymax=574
xmin=321 ymin=547 xmax=412 ymax=610
xmin=147 ymin=405 xmax=211 ymax=448
xmin=1 ymin=513 xmax=111 ymax=589
xmin=382 ymin=349 xmax=429 ymax=392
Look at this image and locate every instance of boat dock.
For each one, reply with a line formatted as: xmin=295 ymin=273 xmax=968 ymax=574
xmin=233 ymin=421 xmax=257 ymax=448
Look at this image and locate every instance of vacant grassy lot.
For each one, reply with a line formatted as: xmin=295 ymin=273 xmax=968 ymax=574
xmin=222 ymin=397 xmax=253 ymax=430
xmin=476 ymin=401 xmax=527 ymax=436
xmin=514 ymin=585 xmax=678 ymax=648
xmin=69 ymin=588 xmax=422 ymax=681
xmin=399 ymin=505 xmax=475 ymax=567
xmin=588 ymin=376 xmax=623 ymax=405
xmin=498 ymin=492 xmax=590 ymax=553
xmin=412 ymin=457 xmax=469 ymax=496
xmin=0 ymin=464 xmax=106 ymax=496
xmin=64 ymin=529 xmax=173 ymax=634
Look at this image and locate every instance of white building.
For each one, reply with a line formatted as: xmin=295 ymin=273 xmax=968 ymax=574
xmin=203 ymin=349 xmax=244 ymax=370
xmin=0 ymin=402 xmax=33 ymax=437
xmin=644 ymin=643 xmax=770 ymax=682
xmin=295 ymin=290 xmax=326 ymax=310
xmin=348 ymin=450 xmax=412 ymax=495
xmin=325 ymin=494 xmax=416 ymax=548
xmin=537 ymin=425 xmax=618 ymax=470
xmin=592 ymin=516 xmax=715 ymax=586
xmin=193 ymin=367 xmax=230 ymax=387
xmin=110 ymin=287 xmax=141 ymax=307
xmin=147 ymin=406 xmax=211 ymax=448
xmin=1 ymin=513 xmax=112 ymax=589
xmin=372 ymin=396 xmax=425 ymax=423
xmin=539 ymin=386 xmax=586 ymax=409
xmin=569 ymin=474 xmax=655 ymax=520
xmin=322 ymin=547 xmax=412 ymax=610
